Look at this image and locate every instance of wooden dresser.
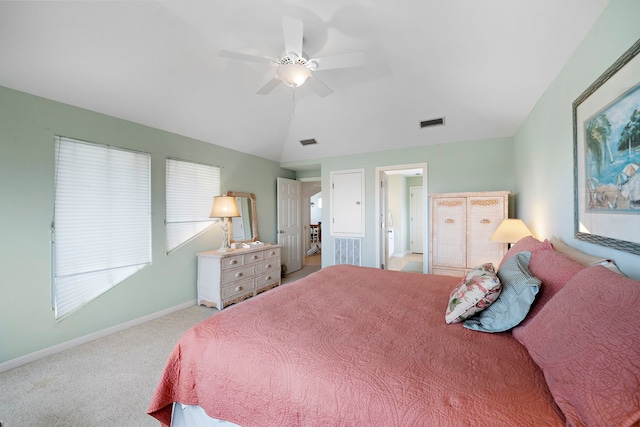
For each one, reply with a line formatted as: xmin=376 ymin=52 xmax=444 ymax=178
xmin=197 ymin=244 xmax=281 ymax=309
xmin=429 ymin=191 xmax=509 ymax=277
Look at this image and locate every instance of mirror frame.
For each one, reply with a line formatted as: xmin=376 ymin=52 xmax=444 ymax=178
xmin=226 ymin=191 xmax=258 ymax=243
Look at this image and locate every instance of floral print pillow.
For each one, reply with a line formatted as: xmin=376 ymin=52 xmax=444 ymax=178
xmin=445 ymin=263 xmax=502 ymax=324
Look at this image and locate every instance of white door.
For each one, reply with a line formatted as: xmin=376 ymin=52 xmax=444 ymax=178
xmin=277 ymin=177 xmax=302 ymax=274
xmin=330 ymin=169 xmax=365 ymax=237
xmin=410 ymin=186 xmax=424 ymax=253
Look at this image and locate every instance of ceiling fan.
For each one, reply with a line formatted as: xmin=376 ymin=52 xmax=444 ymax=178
xmin=219 ymin=17 xmax=365 ymax=98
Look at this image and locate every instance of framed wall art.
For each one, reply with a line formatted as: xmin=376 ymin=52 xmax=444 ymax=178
xmin=573 ymin=38 xmax=640 ymax=255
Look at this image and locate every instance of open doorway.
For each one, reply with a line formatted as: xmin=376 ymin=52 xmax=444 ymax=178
xmin=375 ymin=163 xmax=428 ymax=272
xmin=301 ymin=179 xmax=322 ymax=267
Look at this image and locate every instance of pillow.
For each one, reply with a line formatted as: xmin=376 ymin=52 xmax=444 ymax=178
xmin=515 ymin=266 xmax=640 ymax=426
xmin=549 ymin=236 xmax=609 ymax=266
xmin=499 ymin=236 xmax=553 ymax=268
xmin=550 ymin=236 xmax=624 ymax=275
xmin=464 ymin=252 xmax=540 ymax=333
xmin=445 ymin=263 xmax=501 ymax=324
xmin=512 ymin=249 xmax=585 ymax=337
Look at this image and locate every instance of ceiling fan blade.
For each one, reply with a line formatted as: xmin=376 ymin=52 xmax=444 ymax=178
xmin=219 ymin=50 xmax=274 ymax=64
xmin=306 ymin=75 xmax=333 ymax=98
xmin=282 ymin=17 xmax=303 ymax=58
xmin=256 ymin=77 xmax=281 ymax=95
xmin=310 ymin=52 xmax=365 ymax=71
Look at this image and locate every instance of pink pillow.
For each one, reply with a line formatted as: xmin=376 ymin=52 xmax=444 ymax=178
xmin=512 ymin=249 xmax=585 ymax=337
xmin=516 ymin=266 xmax=640 ymax=426
xmin=499 ymin=236 xmax=553 ymax=268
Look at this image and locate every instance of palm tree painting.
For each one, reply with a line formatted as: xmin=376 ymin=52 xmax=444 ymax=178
xmin=584 ymin=83 xmax=640 ymax=211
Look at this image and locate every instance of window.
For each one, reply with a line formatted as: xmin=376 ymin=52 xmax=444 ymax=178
xmin=52 ymin=136 xmax=151 ymax=319
xmin=165 ymin=158 xmax=220 ymax=253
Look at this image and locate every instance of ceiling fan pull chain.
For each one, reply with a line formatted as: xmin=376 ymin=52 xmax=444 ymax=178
xmin=291 ymin=88 xmax=296 ymax=119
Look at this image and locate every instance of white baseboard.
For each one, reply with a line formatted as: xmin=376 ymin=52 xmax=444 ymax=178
xmin=0 ymin=300 xmax=196 ymax=374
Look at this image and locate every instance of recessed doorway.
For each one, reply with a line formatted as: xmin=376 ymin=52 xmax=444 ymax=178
xmin=301 ymin=179 xmax=322 ymax=267
xmin=375 ymin=163 xmax=428 ymax=272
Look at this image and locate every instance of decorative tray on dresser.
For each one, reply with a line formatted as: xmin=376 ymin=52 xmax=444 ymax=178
xmin=197 ymin=244 xmax=281 ymax=309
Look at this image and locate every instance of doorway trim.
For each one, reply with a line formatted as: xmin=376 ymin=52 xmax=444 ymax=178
xmin=374 ymin=163 xmax=428 ymax=272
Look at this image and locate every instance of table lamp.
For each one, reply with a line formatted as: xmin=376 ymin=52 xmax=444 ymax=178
xmin=209 ymin=195 xmax=240 ymax=252
xmin=490 ymin=219 xmax=533 ymax=248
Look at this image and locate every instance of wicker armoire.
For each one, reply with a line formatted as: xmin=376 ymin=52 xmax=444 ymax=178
xmin=429 ymin=191 xmax=510 ymax=277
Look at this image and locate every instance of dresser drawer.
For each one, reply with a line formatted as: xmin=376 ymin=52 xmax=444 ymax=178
xmin=222 ymin=265 xmax=254 ymax=283
xmin=255 ymin=269 xmax=280 ymax=294
xmin=255 ymin=258 xmax=278 ymax=273
xmin=256 ymin=268 xmax=279 ymax=285
xmin=221 ymin=278 xmax=254 ymax=300
xmin=244 ymin=251 xmax=264 ymax=264
xmin=264 ymin=248 xmax=280 ymax=260
xmin=221 ymin=254 xmax=244 ymax=270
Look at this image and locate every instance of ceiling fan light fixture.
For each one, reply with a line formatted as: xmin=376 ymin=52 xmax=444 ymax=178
xmin=277 ymin=63 xmax=311 ymax=87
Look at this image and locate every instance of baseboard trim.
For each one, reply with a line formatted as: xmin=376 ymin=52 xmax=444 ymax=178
xmin=0 ymin=300 xmax=196 ymax=374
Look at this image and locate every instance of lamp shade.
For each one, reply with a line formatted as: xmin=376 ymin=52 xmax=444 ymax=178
xmin=209 ymin=196 xmax=240 ymax=218
xmin=490 ymin=219 xmax=533 ymax=243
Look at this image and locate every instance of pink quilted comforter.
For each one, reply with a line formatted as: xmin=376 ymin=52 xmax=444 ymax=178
xmin=148 ymin=265 xmax=564 ymax=426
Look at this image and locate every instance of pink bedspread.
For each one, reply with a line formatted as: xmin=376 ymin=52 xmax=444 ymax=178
xmin=148 ymin=265 xmax=564 ymax=426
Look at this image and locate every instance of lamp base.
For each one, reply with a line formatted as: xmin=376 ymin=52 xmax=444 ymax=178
xmin=218 ymin=217 xmax=234 ymax=252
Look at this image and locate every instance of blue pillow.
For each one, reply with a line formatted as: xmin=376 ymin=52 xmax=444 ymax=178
xmin=464 ymin=251 xmax=540 ymax=333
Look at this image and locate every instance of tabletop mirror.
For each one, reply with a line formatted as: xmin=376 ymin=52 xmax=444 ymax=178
xmin=226 ymin=191 xmax=258 ymax=243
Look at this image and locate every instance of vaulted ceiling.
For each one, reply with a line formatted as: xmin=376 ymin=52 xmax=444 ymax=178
xmin=0 ymin=1 xmax=610 ymax=164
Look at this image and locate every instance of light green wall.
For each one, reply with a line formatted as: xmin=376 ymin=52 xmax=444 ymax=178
xmin=0 ymin=86 xmax=295 ymax=363
xmin=513 ymin=0 xmax=640 ymax=279
xmin=283 ymin=137 xmax=515 ymax=268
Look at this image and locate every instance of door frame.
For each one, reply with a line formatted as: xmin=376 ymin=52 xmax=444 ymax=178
xmin=374 ymin=163 xmax=428 ymax=272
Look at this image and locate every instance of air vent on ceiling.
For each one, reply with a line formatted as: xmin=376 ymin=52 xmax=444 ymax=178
xmin=420 ymin=117 xmax=445 ymax=128
xmin=300 ymin=139 xmax=318 ymax=146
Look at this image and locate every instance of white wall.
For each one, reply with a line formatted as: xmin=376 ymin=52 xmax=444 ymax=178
xmin=514 ymin=0 xmax=640 ymax=279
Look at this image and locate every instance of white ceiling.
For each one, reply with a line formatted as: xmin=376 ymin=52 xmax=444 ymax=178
xmin=0 ymin=1 xmax=610 ymax=165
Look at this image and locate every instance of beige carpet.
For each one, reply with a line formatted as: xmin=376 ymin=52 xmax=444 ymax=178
xmin=0 ymin=305 xmax=216 ymax=426
xmin=0 ymin=265 xmax=320 ymax=427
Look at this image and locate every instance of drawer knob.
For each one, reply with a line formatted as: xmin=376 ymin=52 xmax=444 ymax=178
xmin=235 ymin=272 xmax=243 ymax=278
xmin=270 ymin=251 xmax=276 ymax=255
xmin=230 ymin=259 xmax=237 ymax=265
xmin=265 ymin=276 xmax=271 ymax=281
xmin=235 ymin=285 xmax=243 ymax=292
xmin=252 ymin=255 xmax=258 ymax=260
xmin=266 ymin=264 xmax=272 ymax=269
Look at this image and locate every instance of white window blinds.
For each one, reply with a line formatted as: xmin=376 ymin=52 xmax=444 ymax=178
xmin=52 ymin=136 xmax=151 ymax=319
xmin=165 ymin=158 xmax=220 ymax=253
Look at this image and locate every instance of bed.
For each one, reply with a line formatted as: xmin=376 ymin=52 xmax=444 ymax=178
xmin=148 ymin=237 xmax=640 ymax=426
